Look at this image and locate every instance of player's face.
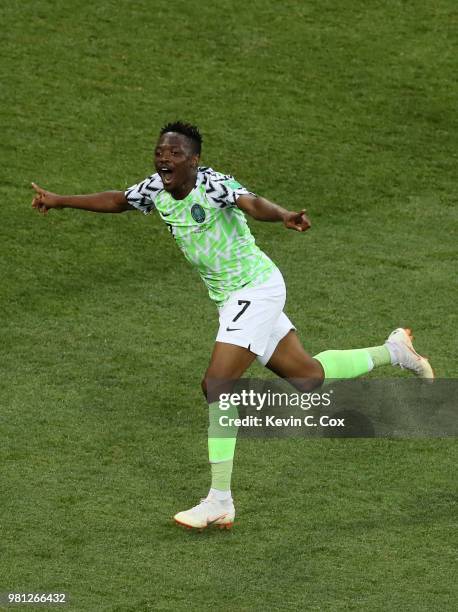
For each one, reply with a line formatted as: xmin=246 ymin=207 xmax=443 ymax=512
xmin=154 ymin=133 xmax=199 ymax=199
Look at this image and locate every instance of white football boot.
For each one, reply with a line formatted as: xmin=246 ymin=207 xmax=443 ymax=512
xmin=174 ymin=495 xmax=235 ymax=530
xmin=385 ymin=328 xmax=434 ymax=379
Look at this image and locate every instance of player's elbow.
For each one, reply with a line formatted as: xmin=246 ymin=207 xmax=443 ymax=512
xmin=110 ymin=192 xmax=130 ymax=213
xmin=239 ymin=196 xmax=262 ymax=219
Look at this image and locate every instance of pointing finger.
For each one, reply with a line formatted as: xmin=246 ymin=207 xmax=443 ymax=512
xmin=31 ymin=182 xmax=45 ymax=195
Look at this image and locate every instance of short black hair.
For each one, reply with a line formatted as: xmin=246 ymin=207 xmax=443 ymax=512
xmin=160 ymin=121 xmax=203 ymax=155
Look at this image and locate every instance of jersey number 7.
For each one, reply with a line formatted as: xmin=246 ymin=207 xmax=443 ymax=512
xmin=232 ymin=300 xmax=251 ymax=322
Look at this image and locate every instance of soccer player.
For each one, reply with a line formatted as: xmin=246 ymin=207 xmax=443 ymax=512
xmin=31 ymin=121 xmax=433 ymax=530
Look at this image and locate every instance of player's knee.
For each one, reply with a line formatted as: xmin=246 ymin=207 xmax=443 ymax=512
xmin=289 ymin=377 xmax=322 ymax=392
xmin=201 ymin=371 xmax=233 ymax=403
xmin=201 ymin=376 xmax=208 ymax=399
xmin=201 ymin=373 xmax=222 ymax=402
xmin=288 ymin=359 xmax=324 ymax=392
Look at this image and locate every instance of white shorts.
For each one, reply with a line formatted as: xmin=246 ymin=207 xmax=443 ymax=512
xmin=216 ymin=268 xmax=295 ymax=366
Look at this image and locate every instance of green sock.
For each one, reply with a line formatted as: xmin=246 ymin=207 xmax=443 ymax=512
xmin=210 ymin=459 xmax=233 ymax=491
xmin=366 ymin=345 xmax=391 ymax=368
xmin=208 ymin=401 xmax=238 ymax=491
xmin=314 ymin=345 xmax=390 ymax=382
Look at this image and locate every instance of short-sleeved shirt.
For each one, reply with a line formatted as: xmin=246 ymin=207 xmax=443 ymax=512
xmin=125 ymin=166 xmax=276 ymax=306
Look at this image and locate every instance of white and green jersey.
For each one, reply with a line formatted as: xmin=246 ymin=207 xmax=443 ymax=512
xmin=125 ymin=167 xmax=276 ymax=306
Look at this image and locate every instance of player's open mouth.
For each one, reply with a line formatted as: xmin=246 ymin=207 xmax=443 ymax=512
xmin=159 ymin=167 xmax=174 ymax=186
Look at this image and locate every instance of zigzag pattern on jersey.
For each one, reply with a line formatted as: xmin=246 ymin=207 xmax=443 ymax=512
xmin=126 ymin=167 xmax=250 ymax=213
xmin=201 ymin=167 xmax=239 ymax=208
xmin=125 ymin=176 xmax=163 ymax=213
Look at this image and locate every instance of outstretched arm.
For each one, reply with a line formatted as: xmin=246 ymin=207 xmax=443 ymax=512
xmin=31 ymin=182 xmax=132 ymax=215
xmin=236 ymin=194 xmax=311 ymax=232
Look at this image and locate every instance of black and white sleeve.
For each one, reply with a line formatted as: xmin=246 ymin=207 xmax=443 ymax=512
xmin=124 ymin=174 xmax=164 ymax=214
xmin=202 ymin=167 xmax=255 ymax=209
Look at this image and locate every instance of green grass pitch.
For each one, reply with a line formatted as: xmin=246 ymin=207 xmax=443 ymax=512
xmin=1 ymin=1 xmax=457 ymax=610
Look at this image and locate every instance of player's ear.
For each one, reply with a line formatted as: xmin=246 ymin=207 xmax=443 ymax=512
xmin=191 ymin=153 xmax=199 ymax=168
